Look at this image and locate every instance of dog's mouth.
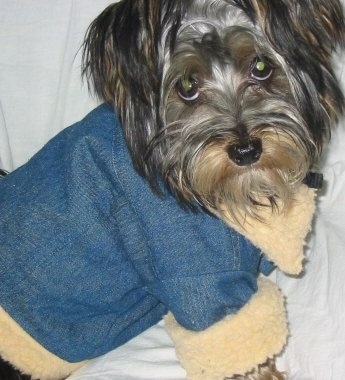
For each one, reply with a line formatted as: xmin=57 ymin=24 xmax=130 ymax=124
xmin=179 ymin=129 xmax=314 ymax=220
xmin=226 ymin=139 xmax=323 ymax=189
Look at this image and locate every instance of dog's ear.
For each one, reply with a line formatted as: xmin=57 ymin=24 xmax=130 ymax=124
xmin=233 ymin=0 xmax=345 ymax=62
xmin=82 ymin=0 xmax=188 ymax=180
xmin=82 ymin=0 xmax=163 ymax=109
xmin=232 ymin=0 xmax=345 ymax=82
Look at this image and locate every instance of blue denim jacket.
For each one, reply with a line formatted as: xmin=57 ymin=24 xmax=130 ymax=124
xmin=0 ymin=105 xmax=274 ymax=362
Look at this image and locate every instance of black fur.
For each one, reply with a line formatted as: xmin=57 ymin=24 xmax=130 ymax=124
xmin=0 ymin=357 xmax=32 ymax=380
xmin=82 ymin=0 xmax=192 ymax=188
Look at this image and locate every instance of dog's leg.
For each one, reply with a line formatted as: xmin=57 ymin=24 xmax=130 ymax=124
xmin=229 ymin=359 xmax=285 ymax=380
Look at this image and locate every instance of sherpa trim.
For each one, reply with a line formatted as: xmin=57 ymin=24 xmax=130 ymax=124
xmin=0 ymin=307 xmax=85 ymax=380
xmin=222 ymin=185 xmax=316 ymax=275
xmin=164 ymin=278 xmax=287 ymax=380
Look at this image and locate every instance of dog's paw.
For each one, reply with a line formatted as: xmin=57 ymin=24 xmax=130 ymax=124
xmin=228 ymin=359 xmax=286 ymax=380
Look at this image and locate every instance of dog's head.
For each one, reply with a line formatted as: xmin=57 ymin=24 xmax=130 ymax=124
xmin=83 ymin=0 xmax=345 ymax=220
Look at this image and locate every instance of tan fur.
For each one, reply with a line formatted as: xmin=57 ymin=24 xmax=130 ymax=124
xmin=191 ymin=130 xmax=310 ymax=223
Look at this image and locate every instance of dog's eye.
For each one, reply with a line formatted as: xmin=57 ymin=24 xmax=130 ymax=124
xmin=251 ymin=57 xmax=273 ymax=81
xmin=176 ymin=76 xmax=200 ymax=101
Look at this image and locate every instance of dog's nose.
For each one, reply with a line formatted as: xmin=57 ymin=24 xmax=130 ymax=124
xmin=227 ymin=138 xmax=262 ymax=166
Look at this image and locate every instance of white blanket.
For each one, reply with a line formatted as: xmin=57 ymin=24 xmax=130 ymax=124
xmin=1 ymin=2 xmax=345 ymax=379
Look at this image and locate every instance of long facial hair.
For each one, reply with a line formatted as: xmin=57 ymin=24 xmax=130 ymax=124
xmin=82 ymin=0 xmax=345 ymax=222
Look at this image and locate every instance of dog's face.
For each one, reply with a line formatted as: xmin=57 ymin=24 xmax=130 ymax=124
xmin=83 ymin=0 xmax=345 ymax=221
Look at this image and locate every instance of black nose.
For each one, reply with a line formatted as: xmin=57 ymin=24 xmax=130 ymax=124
xmin=227 ymin=138 xmax=262 ymax=166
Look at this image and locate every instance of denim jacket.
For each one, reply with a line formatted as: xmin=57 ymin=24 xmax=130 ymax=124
xmin=0 ymin=104 xmax=274 ymax=362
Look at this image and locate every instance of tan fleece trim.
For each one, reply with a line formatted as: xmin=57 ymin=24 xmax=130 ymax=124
xmin=221 ymin=185 xmax=316 ymax=275
xmin=0 ymin=307 xmax=86 ymax=380
xmin=165 ymin=278 xmax=287 ymax=380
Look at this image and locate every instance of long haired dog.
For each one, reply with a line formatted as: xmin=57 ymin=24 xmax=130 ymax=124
xmin=81 ymin=1 xmax=344 ymax=378
xmin=83 ymin=0 xmax=344 ymax=223
xmin=1 ymin=1 xmax=344 ymax=380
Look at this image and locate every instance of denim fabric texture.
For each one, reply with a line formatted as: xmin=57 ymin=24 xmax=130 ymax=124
xmin=0 ymin=104 xmax=274 ymax=362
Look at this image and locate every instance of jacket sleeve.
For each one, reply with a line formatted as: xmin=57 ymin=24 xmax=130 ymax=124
xmin=143 ymin=208 xmax=274 ymax=332
xmin=164 ymin=277 xmax=287 ymax=380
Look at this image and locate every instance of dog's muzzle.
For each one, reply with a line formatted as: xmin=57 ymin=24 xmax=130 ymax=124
xmin=227 ymin=138 xmax=262 ymax=166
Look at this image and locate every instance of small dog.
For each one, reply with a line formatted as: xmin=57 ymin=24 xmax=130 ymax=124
xmin=82 ymin=0 xmax=344 ymax=378
xmin=1 ymin=0 xmax=344 ymax=379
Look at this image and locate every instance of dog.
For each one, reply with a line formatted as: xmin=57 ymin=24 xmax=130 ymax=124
xmin=1 ymin=0 xmax=344 ymax=379
xmin=82 ymin=0 xmax=345 ymax=378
